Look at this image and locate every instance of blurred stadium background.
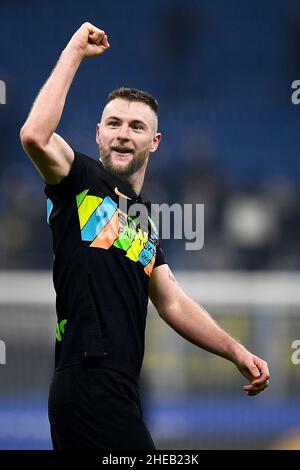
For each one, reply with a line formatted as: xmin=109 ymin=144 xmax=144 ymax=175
xmin=1 ymin=0 xmax=300 ymax=449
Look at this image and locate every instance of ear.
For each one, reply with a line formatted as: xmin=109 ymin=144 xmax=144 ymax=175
xmin=150 ymin=133 xmax=162 ymax=153
xmin=96 ymin=123 xmax=101 ymax=144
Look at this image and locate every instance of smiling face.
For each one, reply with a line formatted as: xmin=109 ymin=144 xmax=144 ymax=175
xmin=96 ymin=98 xmax=161 ymax=179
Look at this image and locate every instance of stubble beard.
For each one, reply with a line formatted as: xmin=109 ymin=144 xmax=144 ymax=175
xmin=100 ymin=147 xmax=149 ymax=179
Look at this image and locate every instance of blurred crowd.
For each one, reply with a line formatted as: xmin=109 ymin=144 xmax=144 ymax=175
xmin=1 ymin=0 xmax=300 ymax=271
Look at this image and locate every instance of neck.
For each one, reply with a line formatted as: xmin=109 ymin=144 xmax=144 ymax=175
xmin=122 ymin=163 xmax=147 ymax=195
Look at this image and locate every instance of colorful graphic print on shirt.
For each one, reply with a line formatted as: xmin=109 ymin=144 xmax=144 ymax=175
xmin=76 ymin=189 xmax=158 ymax=277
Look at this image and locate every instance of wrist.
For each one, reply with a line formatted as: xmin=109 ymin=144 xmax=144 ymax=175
xmin=225 ymin=340 xmax=247 ymax=363
xmin=62 ymin=42 xmax=85 ymax=63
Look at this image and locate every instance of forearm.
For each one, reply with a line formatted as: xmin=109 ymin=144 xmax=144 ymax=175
xmin=161 ymin=294 xmax=246 ymax=363
xmin=21 ymin=44 xmax=83 ymax=144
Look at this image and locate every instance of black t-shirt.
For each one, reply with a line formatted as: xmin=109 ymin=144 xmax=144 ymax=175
xmin=44 ymin=150 xmax=166 ymax=384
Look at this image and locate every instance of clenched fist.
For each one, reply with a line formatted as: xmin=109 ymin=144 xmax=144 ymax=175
xmin=67 ymin=22 xmax=110 ymax=59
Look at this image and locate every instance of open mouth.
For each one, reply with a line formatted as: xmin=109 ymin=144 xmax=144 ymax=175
xmin=111 ymin=147 xmax=134 ymax=155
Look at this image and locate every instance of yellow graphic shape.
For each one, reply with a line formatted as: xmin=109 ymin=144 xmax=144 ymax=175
xmin=78 ymin=195 xmax=103 ymax=229
xmin=126 ymin=229 xmax=148 ymax=262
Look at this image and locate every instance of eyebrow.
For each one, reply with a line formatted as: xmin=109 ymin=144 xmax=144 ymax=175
xmin=105 ymin=116 xmax=148 ymax=129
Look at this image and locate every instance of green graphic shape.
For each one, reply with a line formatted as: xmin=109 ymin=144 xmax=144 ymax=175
xmin=76 ymin=189 xmax=89 ymax=208
xmin=56 ymin=319 xmax=68 ymax=342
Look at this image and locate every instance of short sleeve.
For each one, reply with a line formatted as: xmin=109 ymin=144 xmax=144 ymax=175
xmin=154 ymin=243 xmax=166 ymax=268
xmin=44 ymin=150 xmax=87 ymax=201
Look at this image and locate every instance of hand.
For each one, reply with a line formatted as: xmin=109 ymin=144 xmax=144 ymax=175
xmin=234 ymin=349 xmax=270 ymax=396
xmin=67 ymin=22 xmax=110 ymax=59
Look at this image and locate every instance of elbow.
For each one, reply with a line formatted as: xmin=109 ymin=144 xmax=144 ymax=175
xmin=20 ymin=126 xmax=45 ymax=151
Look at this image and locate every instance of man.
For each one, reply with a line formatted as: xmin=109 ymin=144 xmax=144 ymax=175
xmin=20 ymin=23 xmax=270 ymax=450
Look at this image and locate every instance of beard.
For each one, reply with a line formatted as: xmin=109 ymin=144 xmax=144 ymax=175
xmin=100 ymin=147 xmax=149 ymax=179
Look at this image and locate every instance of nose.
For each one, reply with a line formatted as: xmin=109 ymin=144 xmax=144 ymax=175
xmin=116 ymin=124 xmax=130 ymax=141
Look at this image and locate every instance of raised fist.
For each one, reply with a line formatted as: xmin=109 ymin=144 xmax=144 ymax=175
xmin=68 ymin=22 xmax=110 ymax=58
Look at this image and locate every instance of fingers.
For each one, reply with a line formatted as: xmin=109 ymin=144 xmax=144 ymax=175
xmin=88 ymin=29 xmax=107 ymax=46
xmin=251 ymin=373 xmax=270 ymax=387
xmin=253 ymin=360 xmax=270 ymax=385
xmin=240 ymin=354 xmax=270 ymax=396
xmin=244 ymin=378 xmax=270 ymax=396
xmin=81 ymin=22 xmax=110 ymax=49
xmin=249 ymin=365 xmax=260 ymax=378
xmin=82 ymin=22 xmax=103 ymax=37
xmin=102 ymin=34 xmax=110 ymax=48
xmin=246 ymin=356 xmax=270 ymax=382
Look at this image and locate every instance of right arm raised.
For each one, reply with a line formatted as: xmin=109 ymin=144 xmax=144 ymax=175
xmin=20 ymin=22 xmax=110 ymax=185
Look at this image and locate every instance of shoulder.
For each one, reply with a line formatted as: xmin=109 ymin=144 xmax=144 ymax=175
xmin=44 ymin=149 xmax=106 ymax=198
xmin=73 ymin=150 xmax=105 ymax=174
xmin=64 ymin=149 xmax=107 ymax=186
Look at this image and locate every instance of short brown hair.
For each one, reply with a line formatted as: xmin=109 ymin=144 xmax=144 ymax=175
xmin=107 ymin=87 xmax=159 ymax=116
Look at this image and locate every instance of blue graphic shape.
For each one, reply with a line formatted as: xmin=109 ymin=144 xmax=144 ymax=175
xmin=81 ymin=196 xmax=117 ymax=241
xmin=138 ymin=241 xmax=156 ymax=266
xmin=47 ymin=199 xmax=53 ymax=225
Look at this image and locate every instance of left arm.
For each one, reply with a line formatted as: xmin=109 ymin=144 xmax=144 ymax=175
xmin=149 ymin=264 xmax=270 ymax=396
